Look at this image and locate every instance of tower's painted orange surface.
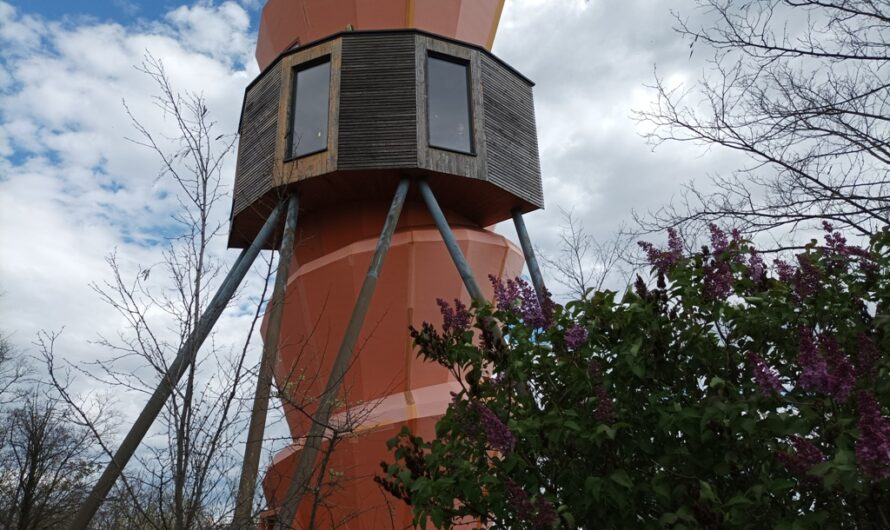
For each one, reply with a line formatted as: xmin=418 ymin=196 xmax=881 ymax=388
xmin=262 ymin=203 xmax=522 ymax=528
xmin=255 ymin=1 xmax=518 ymax=527
xmin=256 ymin=0 xmax=506 ymax=70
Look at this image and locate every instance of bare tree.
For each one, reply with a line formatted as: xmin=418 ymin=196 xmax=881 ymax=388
xmin=538 ymin=209 xmax=632 ymax=298
xmin=0 ymin=327 xmax=110 ymax=530
xmin=0 ymin=332 xmax=29 ymax=405
xmin=634 ymin=0 xmax=890 ymax=248
xmin=33 ymin=51 xmax=377 ymax=530
xmin=0 ymin=387 xmax=108 ymax=530
xmin=38 ymin=53 xmax=272 ymax=529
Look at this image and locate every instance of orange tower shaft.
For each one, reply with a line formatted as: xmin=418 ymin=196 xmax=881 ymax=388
xmin=229 ymin=1 xmax=545 ymax=528
xmin=263 ymin=202 xmax=523 ymax=528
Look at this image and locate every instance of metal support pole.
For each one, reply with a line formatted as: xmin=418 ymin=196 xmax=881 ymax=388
xmin=67 ymin=200 xmax=287 ymax=530
xmin=418 ymin=180 xmax=513 ymax=384
xmin=274 ymin=179 xmax=410 ymax=530
xmin=511 ymin=208 xmax=548 ymax=304
xmin=417 ymin=180 xmax=486 ymax=304
xmin=231 ymin=194 xmax=300 ymax=529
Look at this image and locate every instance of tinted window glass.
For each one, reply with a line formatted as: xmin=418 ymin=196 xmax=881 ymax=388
xmin=427 ymin=56 xmax=473 ymax=153
xmin=291 ymin=60 xmax=331 ymax=158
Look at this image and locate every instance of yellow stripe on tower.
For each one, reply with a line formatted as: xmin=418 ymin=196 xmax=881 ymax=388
xmin=406 ymin=0 xmax=416 ymax=28
xmin=487 ymin=0 xmax=506 ymax=50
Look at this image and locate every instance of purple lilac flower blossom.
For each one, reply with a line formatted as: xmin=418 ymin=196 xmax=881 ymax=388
xmin=436 ymin=298 xmax=471 ymax=334
xmin=822 ymin=222 xmax=850 ymax=257
xmin=857 ymin=333 xmax=879 ymax=380
xmin=856 ymin=392 xmax=890 ymax=479
xmin=533 ymin=498 xmax=558 ymax=530
xmin=774 ymin=259 xmax=796 ymax=283
xmin=747 ymin=250 xmax=766 ymax=283
xmin=668 ymin=227 xmax=683 ymax=255
xmin=795 ymin=254 xmax=821 ymax=299
xmin=565 ymin=324 xmax=589 ymax=350
xmin=504 ymin=478 xmax=534 ymax=520
xmin=746 ymin=352 xmax=782 ymax=396
xmin=709 ymin=224 xmax=729 ymax=255
xmin=588 ymin=358 xmax=603 ymax=380
xmin=797 ymin=330 xmax=856 ymax=403
xmin=490 ymin=275 xmax=520 ymax=312
xmin=595 ymin=386 xmax=615 ymax=424
xmin=798 ymin=329 xmax=830 ymax=394
xmin=517 ymin=278 xmax=554 ymax=329
xmin=489 ymin=275 xmax=554 ymax=329
xmin=821 ymin=335 xmax=855 ymax=404
xmin=778 ymin=435 xmax=825 ymax=478
xmin=858 ymin=253 xmax=880 ymax=276
xmin=730 ymin=228 xmax=743 ymax=245
xmin=478 ymin=404 xmax=516 ymax=455
xmin=637 ymin=228 xmax=684 ymax=274
xmin=504 ymin=479 xmax=558 ymax=529
xmin=703 ymin=262 xmax=733 ymax=300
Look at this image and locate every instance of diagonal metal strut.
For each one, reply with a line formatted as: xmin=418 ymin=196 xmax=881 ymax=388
xmin=67 ymin=198 xmax=289 ymax=530
xmin=273 ymin=178 xmax=410 ymax=530
xmin=511 ymin=207 xmax=548 ymax=304
xmin=232 ymin=194 xmax=300 ymax=529
xmin=417 ymin=180 xmax=487 ymax=304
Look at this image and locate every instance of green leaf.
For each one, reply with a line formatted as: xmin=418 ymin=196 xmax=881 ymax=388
xmin=585 ymin=476 xmax=603 ymax=500
xmin=699 ymin=480 xmax=718 ymax=503
xmin=725 ymin=494 xmax=751 ymax=507
xmin=629 ymin=359 xmax=646 ymax=378
xmin=595 ymin=424 xmax=617 ymax=440
xmin=610 ymin=470 xmax=633 ymax=490
xmin=651 ymin=478 xmax=671 ymax=500
xmin=835 ymin=448 xmax=854 ymax=465
xmin=564 ymin=419 xmax=582 ymax=432
xmin=660 ymin=513 xmax=679 ymax=525
xmin=560 ymin=509 xmax=577 ymax=529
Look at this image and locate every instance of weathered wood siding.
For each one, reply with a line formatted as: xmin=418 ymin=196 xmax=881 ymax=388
xmin=233 ymin=61 xmax=281 ymax=216
xmin=337 ymin=33 xmax=417 ymax=169
xmin=480 ymin=54 xmax=543 ymax=208
xmin=230 ymin=30 xmax=544 ymax=247
xmin=415 ymin=35 xmax=488 ymax=183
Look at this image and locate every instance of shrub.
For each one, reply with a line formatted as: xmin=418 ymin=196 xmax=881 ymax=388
xmin=378 ymin=225 xmax=890 ymax=529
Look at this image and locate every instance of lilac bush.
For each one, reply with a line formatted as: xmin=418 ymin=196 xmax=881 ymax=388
xmin=380 ymin=225 xmax=890 ymax=528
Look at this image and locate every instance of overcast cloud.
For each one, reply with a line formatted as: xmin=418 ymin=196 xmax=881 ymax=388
xmin=0 ymin=0 xmax=741 ymax=420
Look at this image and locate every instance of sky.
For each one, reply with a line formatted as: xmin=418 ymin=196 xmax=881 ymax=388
xmin=0 ymin=0 xmax=740 ymax=444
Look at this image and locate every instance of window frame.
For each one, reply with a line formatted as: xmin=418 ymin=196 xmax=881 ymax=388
xmin=425 ymin=52 xmax=476 ymax=156
xmin=286 ymin=55 xmax=333 ymax=161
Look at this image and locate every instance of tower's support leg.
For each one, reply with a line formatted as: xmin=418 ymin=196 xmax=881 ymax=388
xmin=421 ymin=180 xmax=529 ymax=401
xmin=232 ymin=194 xmax=300 ymax=530
xmin=67 ymin=199 xmax=288 ymax=530
xmin=274 ymin=179 xmax=410 ymax=530
xmin=510 ymin=208 xmax=548 ymax=303
xmin=417 ymin=180 xmax=486 ymax=303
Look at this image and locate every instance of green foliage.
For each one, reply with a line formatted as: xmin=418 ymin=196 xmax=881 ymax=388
xmin=379 ymin=226 xmax=890 ymax=529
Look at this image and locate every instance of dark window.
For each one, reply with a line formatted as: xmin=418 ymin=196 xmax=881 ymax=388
xmin=427 ymin=55 xmax=473 ymax=153
xmin=290 ymin=58 xmax=331 ymax=158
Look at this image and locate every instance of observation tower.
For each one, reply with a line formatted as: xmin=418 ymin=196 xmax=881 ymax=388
xmin=230 ymin=1 xmax=546 ymax=528
xmin=62 ymin=3 xmax=545 ymax=529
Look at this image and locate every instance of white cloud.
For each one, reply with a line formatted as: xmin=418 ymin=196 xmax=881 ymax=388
xmin=0 ymin=0 xmax=747 ymax=427
xmin=0 ymin=1 xmax=264 ymax=396
xmin=165 ymin=1 xmax=255 ymax=68
xmin=489 ymin=0 xmax=741 ymax=294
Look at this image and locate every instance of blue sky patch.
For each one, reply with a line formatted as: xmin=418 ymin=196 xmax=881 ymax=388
xmin=13 ymin=0 xmax=261 ymax=29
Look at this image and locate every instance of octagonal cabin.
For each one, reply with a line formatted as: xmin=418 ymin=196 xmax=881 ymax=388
xmin=229 ymin=29 xmax=542 ymax=248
